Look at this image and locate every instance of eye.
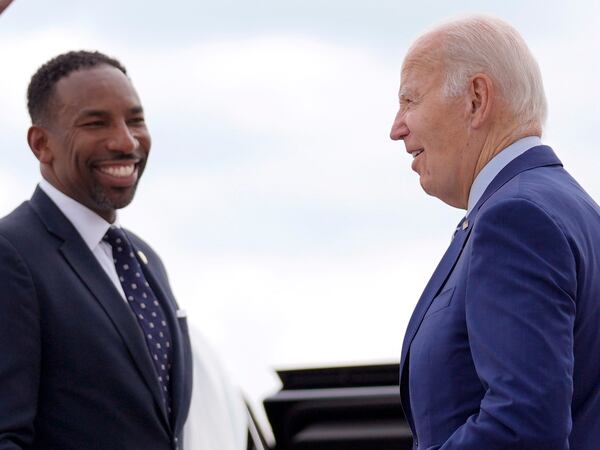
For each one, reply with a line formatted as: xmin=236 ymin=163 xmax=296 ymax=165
xmin=81 ymin=120 xmax=105 ymax=128
xmin=400 ymin=95 xmax=413 ymax=107
xmin=128 ymin=116 xmax=146 ymax=126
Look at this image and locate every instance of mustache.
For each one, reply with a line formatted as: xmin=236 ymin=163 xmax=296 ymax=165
xmin=101 ymin=153 xmax=145 ymax=162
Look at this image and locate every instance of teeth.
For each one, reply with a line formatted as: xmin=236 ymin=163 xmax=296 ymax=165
xmin=99 ymin=164 xmax=135 ymax=177
xmin=413 ymin=150 xmax=423 ymax=158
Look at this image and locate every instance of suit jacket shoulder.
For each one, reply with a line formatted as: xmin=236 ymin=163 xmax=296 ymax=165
xmin=0 ymin=189 xmax=192 ymax=450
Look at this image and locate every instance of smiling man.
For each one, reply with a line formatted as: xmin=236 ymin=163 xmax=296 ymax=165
xmin=391 ymin=16 xmax=600 ymax=449
xmin=0 ymin=51 xmax=192 ymax=449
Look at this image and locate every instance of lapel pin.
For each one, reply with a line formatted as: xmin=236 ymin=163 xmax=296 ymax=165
xmin=462 ymin=219 xmax=469 ymax=230
xmin=137 ymin=250 xmax=149 ymax=265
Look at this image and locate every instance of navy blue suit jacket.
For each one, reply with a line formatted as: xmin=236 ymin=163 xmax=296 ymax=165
xmin=400 ymin=146 xmax=600 ymax=449
xmin=0 ymin=188 xmax=192 ymax=449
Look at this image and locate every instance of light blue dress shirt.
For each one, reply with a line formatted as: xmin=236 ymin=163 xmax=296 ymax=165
xmin=466 ymin=135 xmax=542 ymax=217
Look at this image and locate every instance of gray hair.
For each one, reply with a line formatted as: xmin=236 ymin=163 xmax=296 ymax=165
xmin=424 ymin=15 xmax=547 ymax=130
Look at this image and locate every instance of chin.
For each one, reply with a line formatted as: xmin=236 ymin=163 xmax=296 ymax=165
xmin=92 ymin=185 xmax=137 ymax=212
xmin=419 ymin=178 xmax=434 ymax=196
xmin=109 ymin=192 xmax=137 ymax=210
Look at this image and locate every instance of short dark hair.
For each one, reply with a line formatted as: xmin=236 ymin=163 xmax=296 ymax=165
xmin=27 ymin=50 xmax=127 ymax=124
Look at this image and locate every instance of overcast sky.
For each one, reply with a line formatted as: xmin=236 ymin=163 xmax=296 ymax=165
xmin=2 ymin=0 xmax=600 ymax=435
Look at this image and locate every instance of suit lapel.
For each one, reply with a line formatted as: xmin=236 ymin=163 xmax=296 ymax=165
xmin=399 ymin=145 xmax=563 ymax=414
xmin=400 ymin=219 xmax=472 ymax=372
xmin=30 ymin=189 xmax=172 ymax=431
xmin=129 ymin=237 xmax=192 ymax=434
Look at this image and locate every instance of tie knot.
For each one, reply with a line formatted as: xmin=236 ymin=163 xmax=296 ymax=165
xmin=103 ymin=227 xmax=130 ymax=248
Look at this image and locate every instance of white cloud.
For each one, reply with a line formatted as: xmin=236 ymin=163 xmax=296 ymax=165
xmin=0 ymin=169 xmax=31 ymax=213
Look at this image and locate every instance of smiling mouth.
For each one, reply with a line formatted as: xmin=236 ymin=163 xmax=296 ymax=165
xmin=93 ymin=160 xmax=142 ymax=187
xmin=412 ymin=149 xmax=424 ymax=158
xmin=98 ymin=164 xmax=136 ymax=178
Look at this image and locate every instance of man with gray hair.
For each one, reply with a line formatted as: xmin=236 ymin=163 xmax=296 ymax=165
xmin=391 ymin=15 xmax=600 ymax=449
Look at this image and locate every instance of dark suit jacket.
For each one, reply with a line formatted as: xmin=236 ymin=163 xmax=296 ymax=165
xmin=400 ymin=146 xmax=600 ymax=449
xmin=0 ymin=188 xmax=192 ymax=450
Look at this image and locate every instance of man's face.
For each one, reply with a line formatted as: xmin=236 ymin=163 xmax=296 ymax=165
xmin=41 ymin=65 xmax=151 ymax=222
xmin=389 ymin=50 xmax=473 ymax=208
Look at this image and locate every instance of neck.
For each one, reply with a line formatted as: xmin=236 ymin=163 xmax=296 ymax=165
xmin=473 ymin=121 xmax=540 ymax=184
xmin=450 ymin=119 xmax=540 ymax=210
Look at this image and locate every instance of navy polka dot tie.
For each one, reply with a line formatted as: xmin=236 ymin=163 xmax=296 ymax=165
xmin=103 ymin=227 xmax=173 ymax=415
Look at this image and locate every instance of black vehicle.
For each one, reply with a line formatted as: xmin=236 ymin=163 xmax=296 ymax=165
xmin=248 ymin=363 xmax=412 ymax=450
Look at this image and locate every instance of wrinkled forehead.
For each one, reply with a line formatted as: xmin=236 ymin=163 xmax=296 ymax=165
xmin=401 ymin=32 xmax=445 ymax=80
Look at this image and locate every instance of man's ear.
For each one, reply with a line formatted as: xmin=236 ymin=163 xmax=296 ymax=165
xmin=468 ymin=73 xmax=494 ymax=129
xmin=27 ymin=126 xmax=54 ymax=164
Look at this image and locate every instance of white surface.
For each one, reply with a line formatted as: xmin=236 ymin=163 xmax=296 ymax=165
xmin=184 ymin=325 xmax=248 ymax=450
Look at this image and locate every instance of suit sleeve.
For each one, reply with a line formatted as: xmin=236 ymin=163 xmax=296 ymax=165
xmin=441 ymin=198 xmax=576 ymax=449
xmin=0 ymin=235 xmax=41 ymax=449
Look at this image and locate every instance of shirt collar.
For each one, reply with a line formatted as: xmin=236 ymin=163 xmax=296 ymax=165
xmin=467 ymin=135 xmax=542 ymax=217
xmin=38 ymin=179 xmax=120 ymax=250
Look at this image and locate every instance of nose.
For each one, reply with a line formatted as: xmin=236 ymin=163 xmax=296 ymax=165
xmin=390 ymin=108 xmax=409 ymax=141
xmin=107 ymin=121 xmax=138 ymax=153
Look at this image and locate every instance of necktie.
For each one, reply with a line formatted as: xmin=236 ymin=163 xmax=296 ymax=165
xmin=103 ymin=227 xmax=173 ymax=415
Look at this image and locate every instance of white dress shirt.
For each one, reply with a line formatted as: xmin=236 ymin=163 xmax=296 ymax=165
xmin=40 ymin=179 xmax=250 ymax=449
xmin=38 ymin=179 xmax=127 ymax=300
xmin=466 ymin=135 xmax=542 ymax=217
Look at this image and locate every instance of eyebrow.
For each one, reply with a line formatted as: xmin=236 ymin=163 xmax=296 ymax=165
xmin=398 ymin=88 xmax=413 ymax=100
xmin=78 ymin=106 xmax=145 ymax=118
xmin=129 ymin=106 xmax=144 ymax=115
